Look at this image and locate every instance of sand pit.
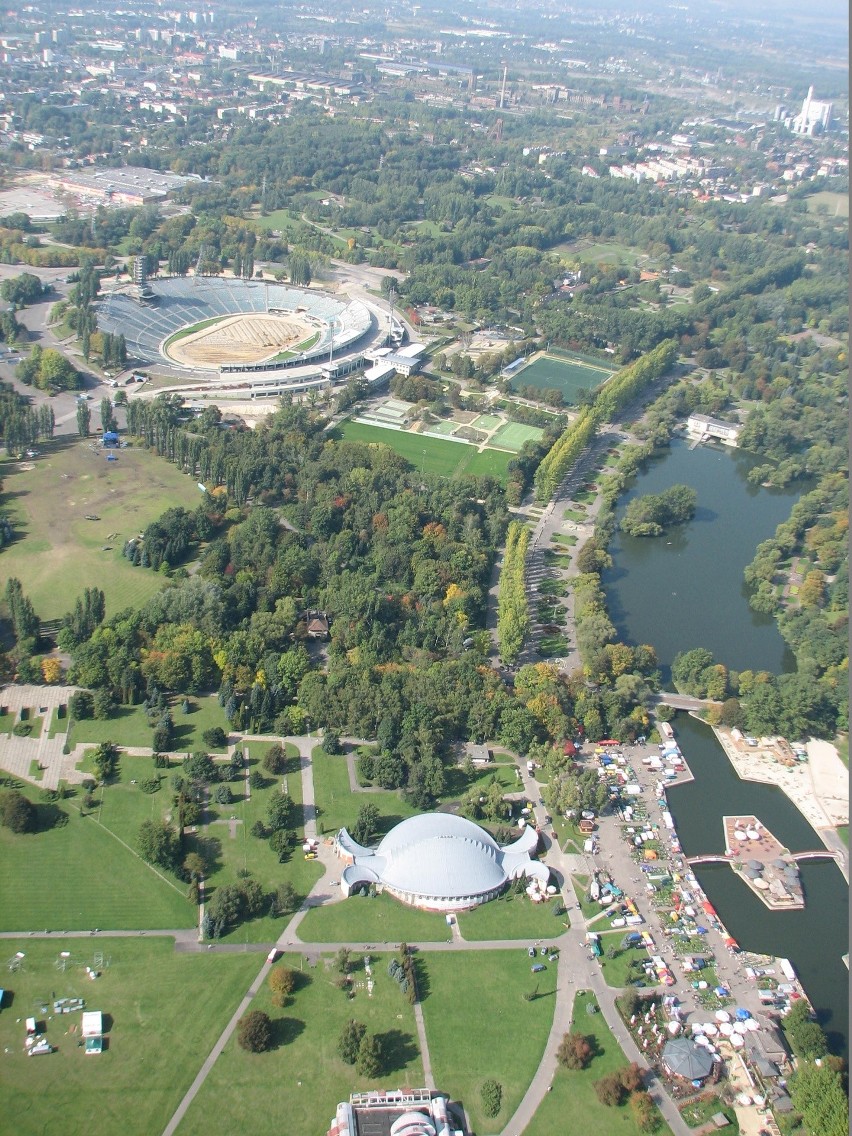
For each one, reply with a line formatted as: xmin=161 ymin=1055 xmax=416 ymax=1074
xmin=165 ymin=313 xmax=315 ymax=367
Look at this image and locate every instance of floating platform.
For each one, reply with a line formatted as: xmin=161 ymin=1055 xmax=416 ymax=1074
xmin=688 ymin=816 xmax=806 ymax=911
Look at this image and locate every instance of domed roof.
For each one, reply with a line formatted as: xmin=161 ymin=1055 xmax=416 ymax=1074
xmin=375 ymin=813 xmax=506 ymax=899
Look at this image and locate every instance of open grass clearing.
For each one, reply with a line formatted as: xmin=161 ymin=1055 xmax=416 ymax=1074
xmin=598 ymin=942 xmax=650 ymax=988
xmin=0 ymin=782 xmax=194 ymax=931
xmin=298 ymin=890 xmax=449 ymax=944
xmin=0 ymin=937 xmax=261 ymax=1136
xmin=69 ymin=695 xmax=230 ymax=753
xmin=178 ymin=949 xmax=424 ymax=1136
xmin=538 ymin=577 xmax=568 ymax=597
xmin=312 ymin=746 xmax=421 ymax=837
xmin=419 ymin=949 xmax=557 ymax=1132
xmin=537 ymin=634 xmax=570 ymax=657
xmin=523 ymin=991 xmax=671 ymax=1136
xmin=0 ymin=440 xmax=203 ymax=620
xmin=457 ymin=893 xmax=568 ymax=941
xmin=805 ymin=190 xmax=848 ymax=217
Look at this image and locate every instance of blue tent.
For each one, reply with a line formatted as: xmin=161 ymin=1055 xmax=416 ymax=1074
xmin=102 ymin=431 xmax=120 ymax=447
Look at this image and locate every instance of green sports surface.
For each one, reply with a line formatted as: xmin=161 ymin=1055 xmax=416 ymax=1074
xmin=511 ymin=353 xmax=616 ymax=403
xmin=338 ymin=420 xmax=512 ymax=482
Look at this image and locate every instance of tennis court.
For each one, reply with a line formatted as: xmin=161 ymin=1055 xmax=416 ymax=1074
xmin=471 ymin=414 xmax=502 ymax=432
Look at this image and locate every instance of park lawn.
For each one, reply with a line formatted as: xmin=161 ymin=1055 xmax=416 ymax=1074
xmin=69 ymin=696 xmax=230 ymax=752
xmin=0 ymin=440 xmax=203 ymax=620
xmin=574 ymin=241 xmax=637 ymax=265
xmin=539 ymin=578 xmax=568 ymax=597
xmin=0 ymin=786 xmax=193 ymax=931
xmin=312 ymin=746 xmax=420 ymax=836
xmin=192 ymin=752 xmax=324 ymax=944
xmin=463 ymin=448 xmax=513 ymax=481
xmin=178 ymin=949 xmax=424 ymax=1136
xmin=571 ymin=875 xmax=603 ymax=921
xmin=523 ymin=991 xmax=671 ymax=1136
xmin=805 ymin=190 xmax=849 ymax=217
xmin=298 ymin=890 xmax=449 ymax=944
xmin=538 ymin=635 xmax=570 ymax=657
xmin=419 ymin=949 xmax=557 ymax=1132
xmin=598 ymin=941 xmax=650 ymax=988
xmin=47 ymin=704 xmax=70 ymax=738
xmin=441 ymin=761 xmax=521 ymax=799
xmin=0 ymin=937 xmax=260 ymax=1136
xmin=457 ymin=893 xmax=568 ymax=941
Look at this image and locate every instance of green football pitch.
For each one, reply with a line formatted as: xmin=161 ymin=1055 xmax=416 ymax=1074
xmin=338 ymin=421 xmax=512 ymax=482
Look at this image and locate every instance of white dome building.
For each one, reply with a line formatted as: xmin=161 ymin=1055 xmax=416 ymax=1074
xmin=335 ymin=813 xmax=549 ymax=912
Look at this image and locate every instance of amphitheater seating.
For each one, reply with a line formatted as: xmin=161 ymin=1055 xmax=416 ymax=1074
xmin=95 ymin=277 xmax=378 ymax=372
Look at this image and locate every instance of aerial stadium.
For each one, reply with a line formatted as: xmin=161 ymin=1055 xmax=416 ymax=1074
xmin=94 ymin=275 xmax=399 ymax=401
xmin=335 ymin=813 xmax=550 ymax=912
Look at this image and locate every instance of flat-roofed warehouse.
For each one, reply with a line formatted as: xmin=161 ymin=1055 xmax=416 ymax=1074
xmin=58 ymin=166 xmax=196 ymax=206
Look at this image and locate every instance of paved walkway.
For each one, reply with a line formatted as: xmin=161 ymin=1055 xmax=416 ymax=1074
xmin=413 ymin=1001 xmax=435 ymax=1090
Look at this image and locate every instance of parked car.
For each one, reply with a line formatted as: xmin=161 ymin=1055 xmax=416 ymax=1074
xmin=531 ymin=963 xmax=546 ymax=973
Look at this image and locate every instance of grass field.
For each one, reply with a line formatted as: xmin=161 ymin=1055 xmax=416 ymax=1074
xmin=337 ymin=420 xmax=512 ymax=483
xmin=0 ymin=937 xmax=262 ymax=1136
xmin=489 ymin=421 xmax=544 ymax=452
xmin=457 ymin=893 xmax=568 ymax=941
xmin=510 ymin=354 xmax=613 ymax=404
xmin=178 ymin=949 xmax=424 ymax=1136
xmin=523 ymin=991 xmax=671 ymax=1136
xmin=298 ymin=890 xmax=450 ymax=943
xmin=312 ymin=747 xmax=422 ymax=837
xmin=419 ymin=950 xmax=557 ymax=1131
xmin=805 ymin=190 xmax=848 ymax=217
xmin=73 ymin=740 xmax=322 ymax=944
xmin=0 ymin=783 xmax=195 ymax=931
xmin=68 ymin=696 xmax=230 ymax=753
xmin=0 ymin=438 xmax=203 ymax=620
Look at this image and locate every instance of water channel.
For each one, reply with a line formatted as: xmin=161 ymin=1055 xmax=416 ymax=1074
xmin=602 ymin=437 xmax=849 ymax=1055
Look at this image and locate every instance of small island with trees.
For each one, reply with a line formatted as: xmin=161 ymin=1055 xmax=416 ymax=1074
xmin=620 ymin=484 xmax=698 ymax=538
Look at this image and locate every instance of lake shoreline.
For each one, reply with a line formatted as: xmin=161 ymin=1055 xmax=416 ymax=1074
xmin=705 ymin=719 xmax=848 ymax=882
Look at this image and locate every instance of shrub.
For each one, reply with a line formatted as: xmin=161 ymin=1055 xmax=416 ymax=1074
xmin=594 ymin=1073 xmax=626 ymax=1107
xmin=0 ymin=789 xmax=37 ymax=833
xmin=480 ymin=1080 xmax=503 ymax=1118
xmin=202 ymin=726 xmax=227 ymax=748
xmin=214 ymin=783 xmax=232 ymax=805
xmin=237 ymin=1010 xmax=273 ymax=1053
xmin=268 ymin=965 xmax=296 ymax=1006
xmin=556 ymin=1031 xmax=594 ymax=1070
xmin=139 ymin=777 xmax=161 ymax=794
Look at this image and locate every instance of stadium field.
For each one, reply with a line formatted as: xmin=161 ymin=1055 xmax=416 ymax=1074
xmin=338 ymin=421 xmax=510 ymax=483
xmin=489 ymin=422 xmax=544 ymax=452
xmin=511 ymin=353 xmax=615 ymax=404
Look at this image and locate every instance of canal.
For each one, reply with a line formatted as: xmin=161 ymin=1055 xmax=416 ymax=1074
xmin=602 ymin=437 xmax=848 ymax=1055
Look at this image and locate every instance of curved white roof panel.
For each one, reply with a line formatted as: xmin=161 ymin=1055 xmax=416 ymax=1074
xmin=336 ymin=812 xmax=548 ymax=911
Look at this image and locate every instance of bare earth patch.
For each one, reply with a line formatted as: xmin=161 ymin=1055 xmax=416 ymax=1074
xmin=167 ymin=313 xmax=314 ymax=366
